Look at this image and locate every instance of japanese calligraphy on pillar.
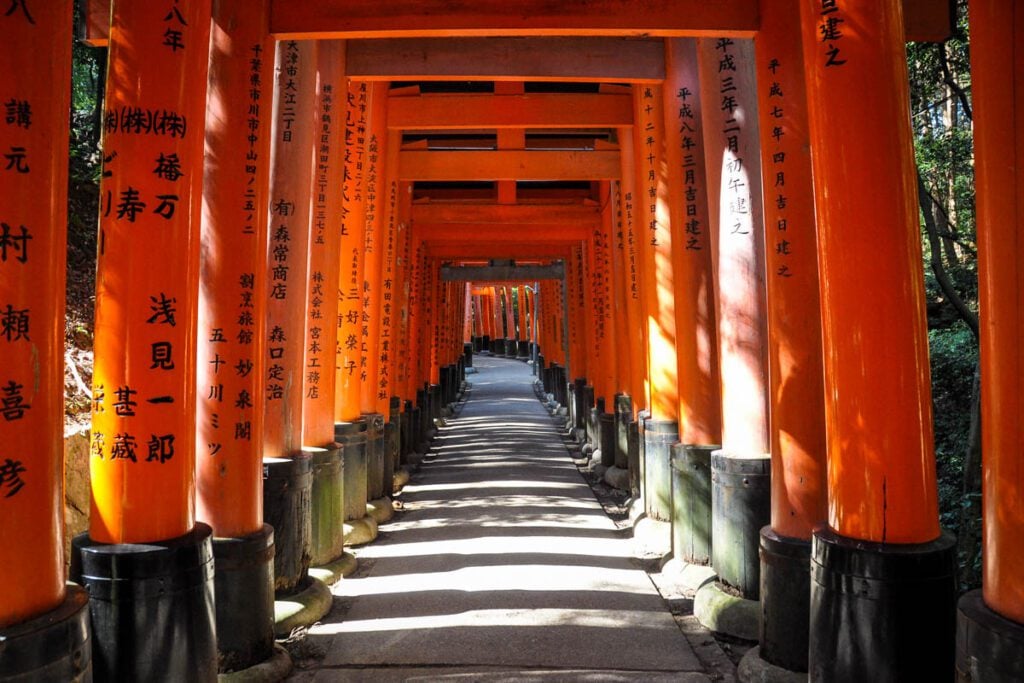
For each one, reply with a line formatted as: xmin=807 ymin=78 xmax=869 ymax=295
xmin=669 ymin=61 xmax=711 ymax=254
xmin=90 ymin=0 xmax=212 ymax=543
xmin=636 ymin=87 xmax=662 ymax=247
xmin=763 ymin=57 xmax=795 ymax=278
xmin=377 ymin=177 xmax=399 ymax=403
xmin=817 ymin=0 xmax=848 ymax=68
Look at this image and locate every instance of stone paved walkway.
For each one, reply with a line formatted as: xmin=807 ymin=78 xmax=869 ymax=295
xmin=289 ymin=355 xmax=711 ymax=682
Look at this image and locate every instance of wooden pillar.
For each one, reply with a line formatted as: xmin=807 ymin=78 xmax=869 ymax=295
xmin=595 ymin=182 xmax=619 ymax=408
xmin=664 ymin=40 xmax=722 ymax=448
xmin=336 ymin=81 xmax=368 ymax=424
xmin=263 ymin=40 xmax=316 ymax=461
xmin=196 ymin=0 xmax=274 ymax=537
xmin=616 ymin=129 xmax=648 ymax=413
xmin=958 ymin=3 xmax=1024 ymax=680
xmin=0 ymin=0 xmax=72 ymax=628
xmin=610 ymin=185 xmax=633 ymax=398
xmin=465 ymin=285 xmax=475 ymax=344
xmin=632 ymin=84 xmax=679 ymax=426
xmin=373 ymin=130 xmax=401 ymax=414
xmin=301 ymin=41 xmax=346 ymax=448
xmin=89 ymin=0 xmax=212 ymax=544
xmin=799 ymin=0 xmax=954 ymax=677
xmin=748 ymin=2 xmax=827 ymax=671
xmin=359 ymin=83 xmax=388 ymax=416
xmin=405 ymin=235 xmax=424 ymax=399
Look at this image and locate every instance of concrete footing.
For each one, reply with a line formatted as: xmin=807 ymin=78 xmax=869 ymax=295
xmin=603 ymin=464 xmax=630 ymax=492
xmin=661 ymin=558 xmax=717 ymax=594
xmin=393 ymin=467 xmax=411 ymax=491
xmin=633 ymin=516 xmax=672 ymax=559
xmin=273 ymin=577 xmax=333 ymax=638
xmin=693 ymin=580 xmax=760 ymax=642
xmin=343 ymin=515 xmax=379 ymax=546
xmin=308 ymin=552 xmax=358 ymax=586
xmin=366 ymin=496 xmax=394 ymax=524
xmin=957 ymin=589 xmax=1024 ymax=682
xmin=738 ymin=646 xmax=806 ymax=683
xmin=218 ymin=644 xmax=293 ymax=683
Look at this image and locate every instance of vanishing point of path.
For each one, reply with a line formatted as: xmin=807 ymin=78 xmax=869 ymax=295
xmin=290 ymin=355 xmax=712 ymax=682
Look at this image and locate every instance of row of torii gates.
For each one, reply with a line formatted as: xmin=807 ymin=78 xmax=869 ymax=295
xmin=1 ymin=1 xmax=1022 ymax=682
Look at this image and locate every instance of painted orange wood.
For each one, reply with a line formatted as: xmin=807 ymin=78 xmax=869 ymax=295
xmin=89 ymin=0 xmax=211 ymax=544
xmin=388 ymin=93 xmax=633 ymax=130
xmin=633 ymin=84 xmax=679 ymax=424
xmin=754 ymin=3 xmax=827 ymax=541
xmin=270 ymin=1 xmax=758 ymax=39
xmin=412 ymin=203 xmax=600 ymax=227
xmin=800 ymin=0 xmax=939 ymax=544
xmin=596 ymin=182 xmax=619 ymax=405
xmin=336 ymin=81 xmax=369 ymax=423
xmin=261 ymin=40 xmax=317 ymax=463
xmin=698 ymin=38 xmax=769 ymax=461
xmin=392 ymin=182 xmax=414 ymax=402
xmin=301 ymin=40 xmax=346 ymax=448
xmin=616 ymin=128 xmax=649 ymax=413
xmin=196 ymin=0 xmax=274 ymax=538
xmin=373 ymin=130 xmax=403 ymax=414
xmin=662 ymin=40 xmax=722 ymax=445
xmin=399 ymin=149 xmax=620 ymax=182
xmin=416 ymin=223 xmax=591 ymax=244
xmin=0 ymin=0 xmax=72 ymax=627
xmin=970 ymin=0 xmax=1024 ymax=623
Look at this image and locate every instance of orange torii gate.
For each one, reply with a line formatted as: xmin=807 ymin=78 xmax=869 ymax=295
xmin=11 ymin=2 xmax=1024 ymax=683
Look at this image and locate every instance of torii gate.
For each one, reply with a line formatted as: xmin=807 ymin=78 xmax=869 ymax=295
xmin=1 ymin=2 xmax=1021 ymax=683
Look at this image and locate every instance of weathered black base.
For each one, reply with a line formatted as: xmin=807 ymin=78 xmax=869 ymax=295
xmin=643 ymin=419 xmax=678 ymax=522
xmin=262 ymin=454 xmax=312 ymax=595
xmin=308 ymin=444 xmax=344 ymax=566
xmin=627 ymin=419 xmax=641 ymax=498
xmin=71 ymin=524 xmax=217 ymax=682
xmin=808 ymin=527 xmax=957 ymax=682
xmin=598 ymin=411 xmax=616 ymax=467
xmin=0 ymin=584 xmax=92 ymax=682
xmin=759 ymin=527 xmax=811 ymax=673
xmin=363 ymin=413 xmax=386 ymax=500
xmin=671 ymin=443 xmax=716 ymax=566
xmin=711 ymin=451 xmax=770 ymax=600
xmin=464 ymin=341 xmax=474 ymax=367
xmin=212 ymin=524 xmax=275 ymax=673
xmin=335 ymin=421 xmax=368 ymax=522
xmin=613 ymin=394 xmax=631 ymax=469
xmin=956 ymin=589 xmax=1024 ymax=682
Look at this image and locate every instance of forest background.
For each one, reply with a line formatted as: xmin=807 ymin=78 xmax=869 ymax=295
xmin=60 ymin=2 xmax=983 ymax=588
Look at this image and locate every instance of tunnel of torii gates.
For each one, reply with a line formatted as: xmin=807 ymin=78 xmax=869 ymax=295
xmin=0 ymin=0 xmax=1022 ymax=682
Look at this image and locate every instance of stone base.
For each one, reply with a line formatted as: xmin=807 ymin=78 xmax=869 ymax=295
xmin=393 ymin=468 xmax=411 ymax=492
xmin=273 ymin=577 xmax=333 ymax=638
xmin=627 ymin=496 xmax=646 ymax=526
xmin=0 ymin=583 xmax=92 ymax=682
xmin=661 ymin=558 xmax=717 ymax=594
xmin=343 ymin=515 xmax=379 ymax=546
xmin=603 ymin=465 xmax=630 ymax=492
xmin=694 ymin=581 xmax=760 ymax=642
xmin=218 ymin=644 xmax=293 ymax=683
xmin=308 ymin=552 xmax=358 ymax=586
xmin=957 ymin=589 xmax=1024 ymax=682
xmin=738 ymin=646 xmax=807 ymax=683
xmin=367 ymin=496 xmax=395 ymax=524
xmin=633 ymin=516 xmax=672 ymax=560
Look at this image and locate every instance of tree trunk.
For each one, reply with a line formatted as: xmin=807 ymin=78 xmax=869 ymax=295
xmin=957 ymin=363 xmax=982 ymax=590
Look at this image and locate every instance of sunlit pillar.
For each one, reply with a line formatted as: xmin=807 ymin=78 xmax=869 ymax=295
xmin=958 ymin=2 xmax=1024 ymax=681
xmin=195 ymin=0 xmax=275 ymax=671
xmin=78 ymin=1 xmax=217 ymax=678
xmin=616 ymin=128 xmax=648 ymax=414
xmin=798 ymin=0 xmax=954 ymax=678
xmin=745 ymin=3 xmax=828 ymax=673
xmin=0 ymin=6 xmax=88 ymax=673
xmin=633 ymin=83 xmax=679 ymax=523
xmin=697 ymin=36 xmax=770 ymax=602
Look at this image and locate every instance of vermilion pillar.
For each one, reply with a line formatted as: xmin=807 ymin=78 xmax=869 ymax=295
xmin=0 ymin=0 xmax=72 ymax=630
xmin=89 ymin=0 xmax=211 ymax=545
xmin=616 ymin=130 xmax=648 ymax=413
xmin=302 ymin=40 xmax=346 ymax=448
xmin=197 ymin=0 xmax=273 ymax=540
xmin=263 ymin=39 xmax=316 ymax=462
xmin=336 ymin=80 xmax=368 ymax=424
xmin=633 ymin=83 xmax=679 ymax=523
xmin=697 ymin=37 xmax=771 ymax=602
xmin=79 ymin=2 xmax=218 ymax=678
xmin=748 ymin=3 xmax=827 ymax=673
xmin=958 ymin=2 xmax=1024 ymax=680
xmin=799 ymin=0 xmax=954 ymax=678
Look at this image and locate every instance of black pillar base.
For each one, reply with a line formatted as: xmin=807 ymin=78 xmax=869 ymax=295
xmin=0 ymin=584 xmax=92 ymax=681
xmin=599 ymin=411 xmax=616 ymax=467
xmin=71 ymin=523 xmax=217 ymax=682
xmin=387 ymin=396 xmax=402 ymax=489
xmin=671 ymin=443 xmax=716 ymax=565
xmin=957 ymin=589 xmax=1024 ymax=682
xmin=613 ymin=394 xmax=631 ymax=469
xmin=262 ymin=455 xmax=313 ymax=595
xmin=480 ymin=334 xmax=490 ymax=352
xmin=335 ymin=421 xmax=368 ymax=523
xmin=212 ymin=524 xmax=275 ymax=673
xmin=710 ymin=452 xmax=770 ymax=599
xmin=464 ymin=341 xmax=474 ymax=367
xmin=399 ymin=401 xmax=413 ymax=463
xmin=429 ymin=384 xmax=442 ymax=422
xmin=363 ymin=413 xmax=386 ymax=501
xmin=809 ymin=527 xmax=957 ymax=682
xmin=759 ymin=527 xmax=811 ymax=673
xmin=308 ymin=444 xmax=345 ymax=567
xmin=573 ymin=378 xmax=588 ymax=433
xmin=627 ymin=419 xmax=641 ymax=498
xmin=643 ymin=419 xmax=679 ymax=522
